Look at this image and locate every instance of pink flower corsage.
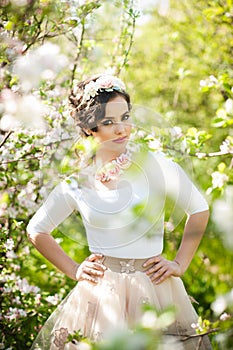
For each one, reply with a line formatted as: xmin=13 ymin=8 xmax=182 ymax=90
xmin=95 ymin=149 xmax=131 ymax=182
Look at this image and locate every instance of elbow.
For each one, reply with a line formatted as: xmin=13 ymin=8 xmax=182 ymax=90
xmin=27 ymin=222 xmax=51 ymax=244
xmin=27 ymin=229 xmax=37 ymax=245
xmin=26 ymin=221 xmax=34 ymax=243
xmin=27 ymin=230 xmax=50 ymax=246
xmin=26 ymin=223 xmax=43 ymax=245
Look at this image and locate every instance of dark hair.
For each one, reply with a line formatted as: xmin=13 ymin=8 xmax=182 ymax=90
xmin=68 ymin=75 xmax=131 ymax=137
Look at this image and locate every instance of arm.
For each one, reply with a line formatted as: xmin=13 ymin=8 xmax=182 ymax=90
xmin=27 ymin=180 xmax=79 ymax=279
xmin=28 ymin=232 xmax=106 ymax=283
xmin=143 ymin=210 xmax=209 ymax=284
xmin=174 ymin=209 xmax=209 ymax=274
xmin=27 ymin=180 xmax=106 ymax=283
xmin=28 ymin=231 xmax=79 ymax=280
xmin=143 ymin=154 xmax=209 ymax=284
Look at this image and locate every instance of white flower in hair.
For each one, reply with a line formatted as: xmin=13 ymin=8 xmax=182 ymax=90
xmin=83 ymin=75 xmax=126 ymax=102
xmin=83 ymin=81 xmax=98 ymax=101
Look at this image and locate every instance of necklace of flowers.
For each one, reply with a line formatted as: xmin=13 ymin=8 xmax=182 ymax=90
xmin=95 ymin=149 xmax=132 ymax=182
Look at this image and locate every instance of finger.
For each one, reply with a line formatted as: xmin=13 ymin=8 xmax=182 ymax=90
xmin=145 ymin=261 xmax=164 ymax=275
xmin=154 ymin=270 xmax=171 ymax=285
xmin=80 ymin=273 xmax=99 ymax=284
xmin=91 ymin=262 xmax=107 ymax=271
xmin=150 ymin=266 xmax=168 ymax=282
xmin=84 ymin=261 xmax=107 ymax=272
xmin=143 ymin=255 xmax=162 ymax=267
xmin=83 ymin=266 xmax=105 ymax=277
xmin=87 ymin=253 xmax=104 ymax=262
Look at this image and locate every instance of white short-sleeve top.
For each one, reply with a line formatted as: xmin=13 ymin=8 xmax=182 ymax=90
xmin=27 ymin=151 xmax=209 ymax=258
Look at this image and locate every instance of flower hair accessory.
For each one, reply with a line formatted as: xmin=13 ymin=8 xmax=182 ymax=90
xmin=83 ymin=75 xmax=126 ymax=102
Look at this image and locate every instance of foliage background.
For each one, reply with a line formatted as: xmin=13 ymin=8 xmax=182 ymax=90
xmin=0 ymin=0 xmax=233 ymax=349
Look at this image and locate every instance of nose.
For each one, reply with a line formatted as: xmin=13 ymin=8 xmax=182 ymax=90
xmin=114 ymin=122 xmax=125 ymax=134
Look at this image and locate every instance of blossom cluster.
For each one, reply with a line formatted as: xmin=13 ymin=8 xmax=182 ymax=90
xmin=2 ymin=273 xmax=40 ymax=295
xmin=199 ymin=75 xmax=219 ymax=88
xmin=13 ymin=43 xmax=68 ymax=92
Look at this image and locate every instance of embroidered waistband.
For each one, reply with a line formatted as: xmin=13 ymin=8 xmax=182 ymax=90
xmin=102 ymin=256 xmax=149 ymax=274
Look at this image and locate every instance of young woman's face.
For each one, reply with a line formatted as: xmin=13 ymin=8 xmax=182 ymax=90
xmin=91 ymin=95 xmax=132 ymax=154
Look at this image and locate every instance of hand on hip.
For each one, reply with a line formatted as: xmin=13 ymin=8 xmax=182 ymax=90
xmin=143 ymin=255 xmax=182 ymax=284
xmin=76 ymin=253 xmax=107 ymax=284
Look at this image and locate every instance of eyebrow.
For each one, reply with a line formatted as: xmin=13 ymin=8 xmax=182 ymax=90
xmin=102 ymin=111 xmax=130 ymax=120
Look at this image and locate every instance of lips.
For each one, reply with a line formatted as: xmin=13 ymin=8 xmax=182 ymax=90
xmin=113 ymin=136 xmax=128 ymax=143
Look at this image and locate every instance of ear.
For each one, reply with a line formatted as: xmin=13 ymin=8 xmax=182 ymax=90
xmin=83 ymin=128 xmax=93 ymax=136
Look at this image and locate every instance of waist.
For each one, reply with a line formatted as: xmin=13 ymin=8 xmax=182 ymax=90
xmin=103 ymin=256 xmax=148 ymax=274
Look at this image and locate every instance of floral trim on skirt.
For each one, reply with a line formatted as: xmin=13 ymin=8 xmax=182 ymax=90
xmin=31 ymin=257 xmax=212 ymax=350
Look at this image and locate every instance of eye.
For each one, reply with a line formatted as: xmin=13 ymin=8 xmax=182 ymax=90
xmin=122 ymin=114 xmax=130 ymax=121
xmin=101 ymin=119 xmax=113 ymax=126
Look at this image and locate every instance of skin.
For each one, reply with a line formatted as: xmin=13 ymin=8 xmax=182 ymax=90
xmin=28 ymin=94 xmax=209 ymax=285
xmin=143 ymin=210 xmax=209 ymax=284
xmin=88 ymin=95 xmax=132 ymax=163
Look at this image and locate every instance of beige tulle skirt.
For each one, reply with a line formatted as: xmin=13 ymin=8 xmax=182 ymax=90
xmin=31 ymin=257 xmax=212 ymax=350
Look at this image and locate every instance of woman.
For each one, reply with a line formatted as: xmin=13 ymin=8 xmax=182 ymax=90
xmin=27 ymin=74 xmax=212 ymax=349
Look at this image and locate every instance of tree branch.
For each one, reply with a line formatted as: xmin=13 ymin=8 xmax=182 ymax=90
xmin=0 ymin=153 xmax=43 ymax=166
xmin=195 ymin=150 xmax=233 ymax=158
xmin=167 ymin=327 xmax=219 ymax=342
xmin=117 ymin=7 xmax=137 ymax=75
xmin=164 ymin=145 xmax=233 ymax=158
xmin=0 ymin=131 xmax=13 ymax=149
xmin=70 ymin=19 xmax=86 ymax=89
xmin=21 ymin=15 xmax=44 ymax=54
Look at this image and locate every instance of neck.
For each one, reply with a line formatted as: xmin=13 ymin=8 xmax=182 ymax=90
xmin=95 ymin=148 xmax=127 ymax=164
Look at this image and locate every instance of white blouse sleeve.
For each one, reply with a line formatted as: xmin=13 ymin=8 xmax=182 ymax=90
xmin=153 ymin=152 xmax=209 ymax=215
xmin=27 ymin=178 xmax=80 ymax=235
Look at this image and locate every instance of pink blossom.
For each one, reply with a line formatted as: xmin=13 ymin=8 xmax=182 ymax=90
xmin=35 ymin=294 xmax=41 ymax=304
xmin=16 ymin=277 xmax=40 ymax=294
xmin=98 ymin=76 xmax=115 ymax=89
xmin=3 ymin=286 xmax=13 ymax=294
xmin=108 ymin=163 xmax=121 ymax=177
xmin=45 ymin=294 xmax=60 ymax=305
xmin=82 ymin=75 xmax=126 ymax=102
xmin=220 ymin=312 xmax=231 ymax=321
xmin=5 ymin=307 xmax=27 ymax=321
xmin=164 ymin=221 xmax=174 ymax=232
xmin=116 ymin=153 xmax=131 ymax=169
xmin=4 ymin=238 xmax=14 ymax=251
xmin=95 ymin=149 xmax=131 ymax=182
xmin=191 ymin=322 xmax=199 ymax=329
xmin=12 ymin=296 xmax=21 ymax=305
xmin=6 ymin=251 xmax=17 ymax=259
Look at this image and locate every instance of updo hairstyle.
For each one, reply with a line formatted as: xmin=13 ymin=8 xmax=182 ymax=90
xmin=68 ymin=74 xmax=131 ymax=137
